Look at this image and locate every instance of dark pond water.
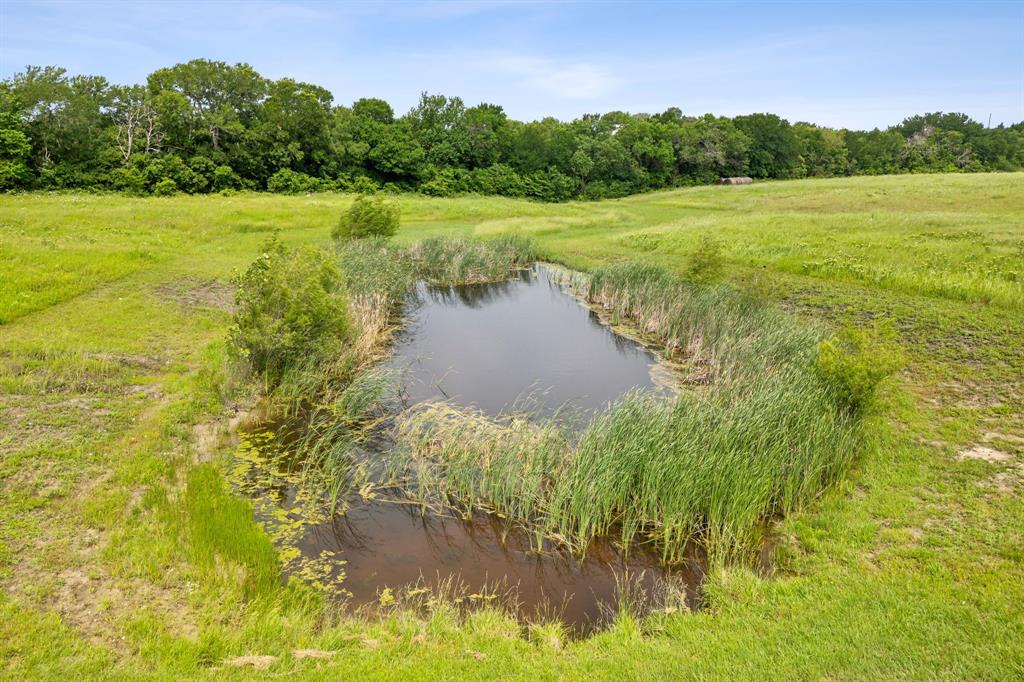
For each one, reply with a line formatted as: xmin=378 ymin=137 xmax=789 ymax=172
xmin=294 ymin=497 xmax=703 ymax=632
xmin=240 ymin=265 xmax=693 ymax=633
xmin=387 ymin=265 xmax=668 ymax=421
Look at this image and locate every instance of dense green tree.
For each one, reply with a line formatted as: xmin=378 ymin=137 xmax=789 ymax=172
xmin=734 ymin=113 xmax=802 ymax=179
xmin=462 ymin=103 xmax=510 ymax=169
xmin=1 ymin=62 xmax=1020 ymax=197
xmin=367 ymin=122 xmax=425 ymax=182
xmin=147 ymin=59 xmax=266 ymax=153
xmin=11 ymin=66 xmax=114 ymax=186
xmin=351 ymin=98 xmax=394 ymax=123
xmin=0 ymin=84 xmax=32 ymax=189
xmin=794 ymin=123 xmax=849 ymax=177
xmin=673 ymin=115 xmax=750 ymax=183
xmin=845 ymin=128 xmax=904 ymax=175
xmin=405 ymin=92 xmax=468 ymax=166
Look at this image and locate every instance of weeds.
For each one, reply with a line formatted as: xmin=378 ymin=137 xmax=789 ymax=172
xmin=333 ymin=237 xmax=416 ymax=306
xmin=814 ymin=320 xmax=904 ymax=415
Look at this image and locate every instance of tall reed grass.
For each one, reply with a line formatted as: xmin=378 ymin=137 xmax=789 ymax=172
xmin=407 ymin=234 xmax=536 ymax=285
xmin=392 ymin=262 xmax=879 ymax=563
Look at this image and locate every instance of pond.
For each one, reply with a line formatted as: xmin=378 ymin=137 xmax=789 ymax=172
xmin=239 ymin=265 xmax=696 ymax=633
xmin=387 ymin=265 xmax=671 ymax=422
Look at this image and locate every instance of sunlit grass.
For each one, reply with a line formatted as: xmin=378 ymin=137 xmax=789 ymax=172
xmin=1 ymin=174 xmax=1021 ymax=678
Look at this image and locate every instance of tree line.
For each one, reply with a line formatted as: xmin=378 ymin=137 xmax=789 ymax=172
xmin=1 ymin=59 xmax=1022 ymax=200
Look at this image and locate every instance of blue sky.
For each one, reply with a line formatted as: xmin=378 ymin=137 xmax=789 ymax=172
xmin=1 ymin=0 xmax=1021 ymax=129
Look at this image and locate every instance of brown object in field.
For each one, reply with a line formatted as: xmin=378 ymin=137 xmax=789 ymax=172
xmin=716 ymin=177 xmax=753 ymax=185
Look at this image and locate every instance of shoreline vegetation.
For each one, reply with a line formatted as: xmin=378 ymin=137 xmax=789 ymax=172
xmin=1 ymin=174 xmax=1021 ymax=678
xmin=229 ymin=228 xmax=896 ymax=594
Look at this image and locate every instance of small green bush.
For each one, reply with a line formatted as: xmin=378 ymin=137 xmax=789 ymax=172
xmin=685 ymin=233 xmax=725 ymax=284
xmin=152 ymin=177 xmax=178 ymax=196
xmin=346 ymin=175 xmax=380 ymax=194
xmin=267 ymin=168 xmax=323 ymax=194
xmin=229 ymin=239 xmax=351 ymax=385
xmin=333 ymin=193 xmax=400 ymax=241
xmin=212 ymin=164 xmax=242 ymax=191
xmin=109 ymin=166 xmax=146 ymax=194
xmin=141 ymin=153 xmax=206 ymax=193
xmin=815 ymin=321 xmax=903 ymax=414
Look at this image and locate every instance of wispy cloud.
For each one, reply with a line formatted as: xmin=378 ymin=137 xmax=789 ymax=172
xmin=487 ymin=55 xmax=618 ymax=99
xmin=2 ymin=0 xmax=1020 ymax=127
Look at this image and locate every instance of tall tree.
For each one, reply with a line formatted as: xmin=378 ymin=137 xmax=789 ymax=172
xmin=147 ymin=59 xmax=267 ymax=153
xmin=734 ymin=113 xmax=801 ymax=179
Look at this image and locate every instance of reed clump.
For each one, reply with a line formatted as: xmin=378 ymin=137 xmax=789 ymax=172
xmin=408 ymin=234 xmax=536 ymax=285
xmin=394 ymin=403 xmax=570 ymax=526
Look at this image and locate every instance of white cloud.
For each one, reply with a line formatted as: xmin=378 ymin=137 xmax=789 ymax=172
xmin=483 ymin=55 xmax=619 ymax=99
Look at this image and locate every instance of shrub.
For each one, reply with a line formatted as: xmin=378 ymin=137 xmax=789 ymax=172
xmin=523 ymin=168 xmax=576 ymax=202
xmin=471 ymin=163 xmax=524 ymax=197
xmin=685 ymin=233 xmax=725 ymax=284
xmin=267 ymin=168 xmax=323 ymax=194
xmin=333 ymin=193 xmax=400 ymax=241
xmin=347 ymin=175 xmax=380 ymax=194
xmin=814 ymin=321 xmax=903 ymax=414
xmin=229 ymin=239 xmax=352 ymax=385
xmin=187 ymin=155 xmax=217 ymax=191
xmin=212 ymin=164 xmax=242 ymax=191
xmin=419 ymin=166 xmax=459 ymax=197
xmin=152 ymin=177 xmax=178 ymax=196
xmin=141 ymin=153 xmax=206 ymax=193
xmin=109 ymin=166 xmax=146 ymax=194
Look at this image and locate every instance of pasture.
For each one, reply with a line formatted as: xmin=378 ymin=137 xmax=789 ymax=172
xmin=1 ymin=173 xmax=1022 ymax=679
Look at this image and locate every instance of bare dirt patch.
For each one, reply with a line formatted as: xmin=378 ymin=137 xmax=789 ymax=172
xmin=4 ymin=523 xmax=199 ymax=656
xmin=155 ymin=277 xmax=235 ymax=314
xmin=983 ymin=431 xmax=1024 ymax=446
xmin=957 ymin=445 xmax=1012 ymax=463
xmin=89 ymin=352 xmax=166 ymax=372
xmin=193 ymin=407 xmax=254 ymax=463
xmin=225 ymin=654 xmax=277 ymax=670
xmin=292 ymin=649 xmax=337 ymax=660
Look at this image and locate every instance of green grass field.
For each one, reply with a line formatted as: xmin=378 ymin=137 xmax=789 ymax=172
xmin=1 ymin=173 xmax=1022 ymax=679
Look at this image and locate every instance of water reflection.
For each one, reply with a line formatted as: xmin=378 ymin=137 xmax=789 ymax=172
xmin=388 ymin=264 xmax=667 ymax=421
xmin=292 ymin=498 xmax=703 ymax=633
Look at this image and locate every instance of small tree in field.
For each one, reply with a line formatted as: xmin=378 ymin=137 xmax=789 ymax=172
xmin=332 ymin=193 xmax=400 ymax=240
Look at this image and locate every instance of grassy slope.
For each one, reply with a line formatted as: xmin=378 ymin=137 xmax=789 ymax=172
xmin=0 ymin=173 xmax=1022 ymax=680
